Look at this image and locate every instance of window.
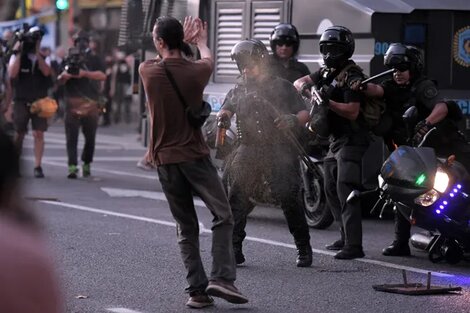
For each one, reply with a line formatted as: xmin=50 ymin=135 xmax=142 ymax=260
xmin=212 ymin=0 xmax=287 ymax=83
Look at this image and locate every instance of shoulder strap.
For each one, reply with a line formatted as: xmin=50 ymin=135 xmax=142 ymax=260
xmin=162 ymin=61 xmax=188 ymax=109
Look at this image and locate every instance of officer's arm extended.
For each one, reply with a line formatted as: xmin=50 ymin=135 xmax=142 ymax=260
xmin=328 ymin=100 xmax=360 ymax=120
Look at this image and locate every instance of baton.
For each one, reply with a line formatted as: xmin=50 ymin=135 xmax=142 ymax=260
xmin=360 ymin=69 xmax=395 ymax=86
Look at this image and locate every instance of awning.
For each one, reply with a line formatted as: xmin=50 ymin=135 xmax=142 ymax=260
xmin=344 ymin=0 xmax=470 ymax=14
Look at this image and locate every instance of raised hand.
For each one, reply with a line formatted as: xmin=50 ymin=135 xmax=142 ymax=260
xmin=183 ymin=16 xmax=199 ymax=45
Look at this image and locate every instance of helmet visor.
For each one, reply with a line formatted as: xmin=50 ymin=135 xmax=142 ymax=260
xmin=273 ymin=39 xmax=294 ymax=47
xmin=320 ymin=43 xmax=347 ymax=57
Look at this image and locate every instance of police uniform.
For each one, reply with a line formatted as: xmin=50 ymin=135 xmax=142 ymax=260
xmin=310 ymin=61 xmax=371 ymax=256
xmin=222 ymin=76 xmax=311 ymax=257
xmin=269 ymin=55 xmax=310 ymax=83
xmin=381 ymin=77 xmax=470 ymax=245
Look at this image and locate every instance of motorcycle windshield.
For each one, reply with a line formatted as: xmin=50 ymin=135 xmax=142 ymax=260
xmin=381 ymin=146 xmax=437 ymax=191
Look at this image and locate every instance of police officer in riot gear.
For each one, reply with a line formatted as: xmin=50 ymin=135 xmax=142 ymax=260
xmin=218 ymin=39 xmax=313 ymax=267
xmin=294 ymin=26 xmax=370 ymax=259
xmin=360 ymin=43 xmax=470 ymax=256
xmin=268 ymin=23 xmax=310 ymax=82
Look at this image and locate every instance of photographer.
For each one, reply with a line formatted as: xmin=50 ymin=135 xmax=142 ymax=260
xmin=8 ymin=25 xmax=51 ymax=178
xmin=58 ymin=31 xmax=105 ymax=179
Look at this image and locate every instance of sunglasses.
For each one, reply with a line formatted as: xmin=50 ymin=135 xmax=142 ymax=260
xmin=275 ymin=41 xmax=294 ymax=47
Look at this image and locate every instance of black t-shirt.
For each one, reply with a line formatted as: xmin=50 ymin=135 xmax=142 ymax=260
xmin=64 ymin=53 xmax=105 ymax=101
xmin=222 ymin=76 xmax=306 ymax=146
xmin=309 ymin=62 xmax=364 ymax=139
xmin=268 ymin=55 xmax=310 ymax=83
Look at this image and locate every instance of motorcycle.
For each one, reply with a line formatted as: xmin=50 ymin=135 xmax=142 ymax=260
xmin=202 ymin=111 xmax=333 ymax=229
xmin=348 ymin=107 xmax=470 ymax=264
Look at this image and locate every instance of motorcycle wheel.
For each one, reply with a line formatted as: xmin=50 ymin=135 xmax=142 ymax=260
xmin=301 ymin=165 xmax=333 ymax=229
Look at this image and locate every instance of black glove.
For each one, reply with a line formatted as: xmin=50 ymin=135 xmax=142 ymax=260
xmin=217 ymin=113 xmax=231 ymax=129
xmin=412 ymin=120 xmax=432 ymax=146
xmin=274 ymin=114 xmax=298 ymax=129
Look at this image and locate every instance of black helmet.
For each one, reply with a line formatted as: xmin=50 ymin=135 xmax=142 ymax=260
xmin=231 ymin=39 xmax=268 ymax=72
xmin=384 ymin=43 xmax=424 ymax=76
xmin=319 ymin=26 xmax=355 ymax=68
xmin=269 ymin=23 xmax=300 ymax=54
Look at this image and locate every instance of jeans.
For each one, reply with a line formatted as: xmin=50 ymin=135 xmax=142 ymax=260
xmin=157 ymin=157 xmax=236 ymax=293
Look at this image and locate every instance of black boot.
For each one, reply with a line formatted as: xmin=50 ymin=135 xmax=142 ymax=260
xmin=325 ymin=239 xmax=344 ymax=251
xmin=296 ymin=244 xmax=313 ymax=267
xmin=334 ymin=245 xmax=365 ymax=260
xmin=325 ymin=227 xmax=345 ymax=250
xmin=382 ymin=240 xmax=411 ymax=256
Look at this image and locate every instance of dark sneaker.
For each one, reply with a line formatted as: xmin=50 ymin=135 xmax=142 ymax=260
xmin=205 ymin=280 xmax=249 ymax=304
xmin=234 ymin=248 xmax=245 ymax=265
xmin=296 ymin=245 xmax=313 ymax=267
xmin=382 ymin=240 xmax=411 ymax=256
xmin=67 ymin=165 xmax=78 ymax=179
xmin=334 ymin=245 xmax=365 ymax=260
xmin=325 ymin=239 xmax=344 ymax=251
xmin=186 ymin=290 xmax=214 ymax=309
xmin=82 ymin=163 xmax=91 ymax=177
xmin=34 ymin=166 xmax=44 ymax=178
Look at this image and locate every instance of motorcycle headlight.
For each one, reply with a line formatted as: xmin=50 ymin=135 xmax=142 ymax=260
xmin=414 ymin=189 xmax=439 ymax=207
xmin=433 ymin=168 xmax=449 ymax=193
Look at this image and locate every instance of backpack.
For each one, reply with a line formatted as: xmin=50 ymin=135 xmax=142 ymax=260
xmin=336 ymin=64 xmax=387 ymax=134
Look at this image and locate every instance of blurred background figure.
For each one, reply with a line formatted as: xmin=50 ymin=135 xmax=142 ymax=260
xmin=51 ymin=46 xmax=66 ymax=121
xmin=8 ymin=24 xmax=52 ymax=178
xmin=102 ymin=54 xmax=115 ymax=126
xmin=0 ymin=127 xmax=63 ymax=313
xmin=110 ymin=50 xmax=132 ymax=124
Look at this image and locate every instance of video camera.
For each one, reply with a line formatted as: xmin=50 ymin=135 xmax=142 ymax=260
xmin=14 ymin=24 xmax=44 ymax=54
xmin=63 ymin=47 xmax=83 ymax=76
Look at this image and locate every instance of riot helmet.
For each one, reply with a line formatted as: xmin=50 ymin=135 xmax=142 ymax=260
xmin=319 ymin=26 xmax=355 ymax=69
xmin=384 ymin=43 xmax=424 ymax=77
xmin=231 ymin=39 xmax=268 ymax=73
xmin=269 ymin=23 xmax=300 ymax=54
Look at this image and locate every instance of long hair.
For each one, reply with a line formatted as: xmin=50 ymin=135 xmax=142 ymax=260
xmin=154 ymin=16 xmax=193 ymax=57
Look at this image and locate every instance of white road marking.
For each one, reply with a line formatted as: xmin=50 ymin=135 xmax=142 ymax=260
xmin=24 ymin=156 xmax=141 ymax=162
xmin=101 ymin=187 xmax=206 ymax=207
xmin=106 ymin=308 xmax=144 ymax=313
xmin=23 ymin=144 xmax=144 ymax=151
xmin=26 ymin=159 xmax=157 ymax=180
xmin=40 ymin=200 xmax=454 ymax=278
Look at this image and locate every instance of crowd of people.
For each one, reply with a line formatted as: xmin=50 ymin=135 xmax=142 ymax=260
xmin=0 ymin=25 xmax=138 ymax=179
xmin=1 ymin=14 xmax=469 ymax=310
xmin=138 ymin=16 xmax=469 ymax=308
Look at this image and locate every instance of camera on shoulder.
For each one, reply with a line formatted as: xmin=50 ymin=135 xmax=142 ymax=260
xmin=63 ymin=47 xmax=83 ymax=76
xmin=14 ymin=24 xmax=44 ymax=54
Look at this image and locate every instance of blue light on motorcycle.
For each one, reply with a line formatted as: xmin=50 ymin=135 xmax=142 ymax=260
xmin=436 ymin=209 xmax=441 ymax=214
xmin=450 ymin=193 xmax=455 ymax=197
xmin=457 ymin=184 xmax=462 ymax=189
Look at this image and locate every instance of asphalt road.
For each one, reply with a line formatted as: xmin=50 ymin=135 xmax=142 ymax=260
xmin=17 ymin=123 xmax=470 ymax=313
